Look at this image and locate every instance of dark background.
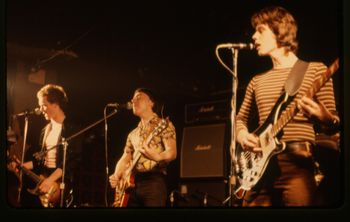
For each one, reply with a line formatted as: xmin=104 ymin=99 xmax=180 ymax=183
xmin=5 ymin=0 xmax=344 ymax=209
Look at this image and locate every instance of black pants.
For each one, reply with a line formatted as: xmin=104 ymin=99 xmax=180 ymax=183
xmin=127 ymin=171 xmax=167 ymax=207
xmin=243 ymin=141 xmax=317 ymax=207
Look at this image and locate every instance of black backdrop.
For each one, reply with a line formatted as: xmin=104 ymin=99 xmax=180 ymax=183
xmin=5 ymin=0 xmax=344 ymax=208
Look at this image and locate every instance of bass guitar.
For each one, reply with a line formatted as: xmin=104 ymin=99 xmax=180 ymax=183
xmin=234 ymin=58 xmax=340 ymax=198
xmin=112 ymin=118 xmax=169 ymax=207
xmin=8 ymin=156 xmax=60 ymax=208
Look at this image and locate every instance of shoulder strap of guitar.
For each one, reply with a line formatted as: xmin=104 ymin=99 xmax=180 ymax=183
xmin=284 ymin=59 xmax=309 ymax=96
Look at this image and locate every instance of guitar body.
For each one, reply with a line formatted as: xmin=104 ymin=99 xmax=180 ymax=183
xmin=234 ymin=93 xmax=292 ymax=198
xmin=112 ymin=173 xmax=135 ymax=207
xmin=26 ymin=174 xmax=61 ymax=208
xmin=8 ymin=156 xmax=61 ymax=208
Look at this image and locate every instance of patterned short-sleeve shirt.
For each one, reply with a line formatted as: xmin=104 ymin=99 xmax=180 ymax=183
xmin=124 ymin=114 xmax=176 ymax=173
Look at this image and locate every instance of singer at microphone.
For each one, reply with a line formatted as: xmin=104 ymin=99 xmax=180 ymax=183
xmin=13 ymin=108 xmax=41 ymax=117
xmin=109 ymin=88 xmax=177 ymax=207
xmin=217 ymin=42 xmax=254 ymax=50
xmin=9 ymin=84 xmax=83 ymax=208
xmin=106 ymin=102 xmax=133 ymax=110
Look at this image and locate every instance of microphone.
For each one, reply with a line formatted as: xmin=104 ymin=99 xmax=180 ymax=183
xmin=13 ymin=108 xmax=41 ymax=117
xmin=106 ymin=102 xmax=133 ymax=110
xmin=217 ymin=42 xmax=254 ymax=50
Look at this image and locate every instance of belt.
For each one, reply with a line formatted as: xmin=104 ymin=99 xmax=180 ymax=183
xmin=285 ymin=141 xmax=313 ymax=153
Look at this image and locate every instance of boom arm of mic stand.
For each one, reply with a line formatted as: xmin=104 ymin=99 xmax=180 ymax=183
xmin=34 ymin=108 xmax=119 ymax=160
xmin=33 ymin=143 xmax=63 ymax=160
xmin=65 ymin=109 xmax=118 ymax=142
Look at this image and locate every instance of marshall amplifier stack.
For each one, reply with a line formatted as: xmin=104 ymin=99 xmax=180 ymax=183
xmin=185 ymin=99 xmax=231 ymax=124
xmin=178 ymin=100 xmax=231 ymax=206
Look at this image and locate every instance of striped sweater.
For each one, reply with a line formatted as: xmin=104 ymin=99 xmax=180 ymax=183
xmin=236 ymin=62 xmax=337 ymax=143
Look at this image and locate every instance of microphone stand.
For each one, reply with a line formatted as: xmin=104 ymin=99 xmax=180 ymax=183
xmin=103 ymin=106 xmax=112 ymax=207
xmin=228 ymin=48 xmax=240 ymax=207
xmin=32 ymin=109 xmax=119 ymax=207
xmin=216 ymin=47 xmax=240 ymax=207
xmin=60 ymin=138 xmax=68 ymax=208
xmin=17 ymin=114 xmax=29 ymax=205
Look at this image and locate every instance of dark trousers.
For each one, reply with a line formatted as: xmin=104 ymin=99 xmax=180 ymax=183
xmin=127 ymin=171 xmax=167 ymax=207
xmin=243 ymin=141 xmax=317 ymax=207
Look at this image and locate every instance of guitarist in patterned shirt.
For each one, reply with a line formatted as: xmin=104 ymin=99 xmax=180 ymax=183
xmin=235 ymin=6 xmax=340 ymax=206
xmin=109 ymin=88 xmax=177 ymax=207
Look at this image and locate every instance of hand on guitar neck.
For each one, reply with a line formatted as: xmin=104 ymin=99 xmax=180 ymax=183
xmin=7 ymin=155 xmax=32 ymax=178
xmin=8 ymin=155 xmax=58 ymax=193
xmin=298 ymin=96 xmax=339 ymax=126
xmin=138 ymin=144 xmax=162 ymax=162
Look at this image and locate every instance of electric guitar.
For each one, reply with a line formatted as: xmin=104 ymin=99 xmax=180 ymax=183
xmin=8 ymin=156 xmax=61 ymax=208
xmin=112 ymin=118 xmax=169 ymax=207
xmin=234 ymin=58 xmax=340 ymax=199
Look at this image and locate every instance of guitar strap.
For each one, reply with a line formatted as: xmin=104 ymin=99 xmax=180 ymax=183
xmin=284 ymin=59 xmax=309 ymax=96
xmin=273 ymin=60 xmax=309 ymax=138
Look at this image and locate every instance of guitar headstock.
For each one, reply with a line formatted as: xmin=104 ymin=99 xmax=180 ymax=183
xmin=7 ymin=155 xmax=21 ymax=176
xmin=151 ymin=117 xmax=169 ymax=137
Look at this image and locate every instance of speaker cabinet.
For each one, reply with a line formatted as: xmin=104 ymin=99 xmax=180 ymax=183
xmin=180 ymin=123 xmax=227 ymax=178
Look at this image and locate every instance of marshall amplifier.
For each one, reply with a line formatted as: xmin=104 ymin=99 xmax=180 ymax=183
xmin=180 ymin=123 xmax=227 ymax=178
xmin=185 ymin=100 xmax=230 ymax=124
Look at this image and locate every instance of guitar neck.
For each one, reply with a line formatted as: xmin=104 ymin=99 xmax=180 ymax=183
xmin=124 ymin=118 xmax=168 ymax=177
xmin=125 ymin=132 xmax=155 ymax=176
xmin=271 ymin=58 xmax=339 ymax=137
xmin=19 ymin=165 xmax=42 ymax=184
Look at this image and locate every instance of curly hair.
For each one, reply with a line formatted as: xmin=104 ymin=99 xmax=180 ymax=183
xmin=251 ymin=6 xmax=298 ymax=53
